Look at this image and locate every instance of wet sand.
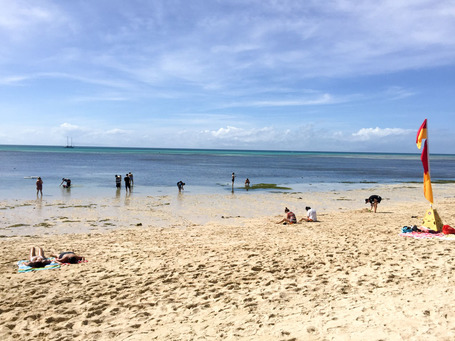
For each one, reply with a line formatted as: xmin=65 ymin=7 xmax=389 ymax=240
xmin=1 ymin=184 xmax=455 ymax=340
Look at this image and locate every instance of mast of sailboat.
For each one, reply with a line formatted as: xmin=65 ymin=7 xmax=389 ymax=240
xmin=65 ymin=136 xmax=74 ymax=148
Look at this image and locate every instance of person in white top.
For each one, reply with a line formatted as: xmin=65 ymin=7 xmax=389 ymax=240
xmin=299 ymin=206 xmax=317 ymax=222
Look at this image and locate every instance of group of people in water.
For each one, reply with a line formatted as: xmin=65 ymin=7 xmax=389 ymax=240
xmin=35 ymin=177 xmax=71 ymax=196
xmin=25 ymin=246 xmax=85 ymax=268
xmin=115 ymin=172 xmax=134 ymax=192
xmin=36 ymin=171 xmax=255 ymax=197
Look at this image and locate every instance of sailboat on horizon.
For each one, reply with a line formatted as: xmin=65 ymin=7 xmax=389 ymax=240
xmin=65 ymin=137 xmax=74 ymax=148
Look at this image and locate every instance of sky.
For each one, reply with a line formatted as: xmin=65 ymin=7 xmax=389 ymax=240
xmin=1 ymin=0 xmax=455 ymax=153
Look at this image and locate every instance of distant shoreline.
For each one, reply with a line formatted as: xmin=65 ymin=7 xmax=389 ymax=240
xmin=1 ymin=143 xmax=455 ymax=157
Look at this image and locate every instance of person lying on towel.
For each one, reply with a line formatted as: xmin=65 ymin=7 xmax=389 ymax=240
xmin=52 ymin=251 xmax=85 ymax=264
xmin=25 ymin=247 xmax=52 ymax=268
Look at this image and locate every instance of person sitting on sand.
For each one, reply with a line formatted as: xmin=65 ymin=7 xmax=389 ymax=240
xmin=300 ymin=206 xmax=317 ymax=222
xmin=276 ymin=207 xmax=297 ymax=224
xmin=365 ymin=195 xmax=382 ymax=213
xmin=52 ymin=251 xmax=85 ymax=264
xmin=25 ymin=247 xmax=52 ymax=268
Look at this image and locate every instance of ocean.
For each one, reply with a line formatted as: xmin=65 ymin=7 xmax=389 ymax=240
xmin=1 ymin=145 xmax=454 ymax=200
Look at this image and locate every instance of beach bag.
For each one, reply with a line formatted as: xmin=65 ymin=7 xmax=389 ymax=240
xmin=401 ymin=226 xmax=413 ymax=233
xmin=442 ymin=225 xmax=455 ymax=235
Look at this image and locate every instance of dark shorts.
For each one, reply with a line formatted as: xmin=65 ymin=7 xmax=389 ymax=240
xmin=59 ymin=252 xmax=74 ymax=258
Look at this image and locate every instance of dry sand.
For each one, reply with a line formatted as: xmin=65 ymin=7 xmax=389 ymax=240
xmin=1 ymin=184 xmax=455 ymax=340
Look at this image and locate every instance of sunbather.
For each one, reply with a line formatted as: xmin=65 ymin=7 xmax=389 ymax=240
xmin=25 ymin=247 xmax=52 ymax=268
xmin=53 ymin=251 xmax=85 ymax=264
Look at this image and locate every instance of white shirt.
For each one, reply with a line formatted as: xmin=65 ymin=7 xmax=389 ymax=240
xmin=307 ymin=208 xmax=317 ymax=221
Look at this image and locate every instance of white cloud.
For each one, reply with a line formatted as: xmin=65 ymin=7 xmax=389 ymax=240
xmin=60 ymin=123 xmax=81 ymax=131
xmin=202 ymin=126 xmax=285 ymax=143
xmin=105 ymin=129 xmax=131 ymax=136
xmin=351 ymin=127 xmax=414 ymax=141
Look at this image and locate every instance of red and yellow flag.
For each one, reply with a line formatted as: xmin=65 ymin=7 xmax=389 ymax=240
xmin=416 ymin=118 xmax=427 ymax=149
xmin=420 ymin=139 xmax=433 ymax=203
xmin=417 ymin=119 xmax=433 ymax=204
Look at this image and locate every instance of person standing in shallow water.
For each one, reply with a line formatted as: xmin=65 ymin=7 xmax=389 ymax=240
xmin=115 ymin=175 xmax=121 ymax=188
xmin=128 ymin=172 xmax=134 ymax=186
xmin=124 ymin=173 xmax=131 ymax=192
xmin=36 ymin=177 xmax=43 ymax=197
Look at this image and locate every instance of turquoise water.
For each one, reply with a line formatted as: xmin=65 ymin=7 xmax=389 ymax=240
xmin=1 ymin=144 xmax=454 ymax=200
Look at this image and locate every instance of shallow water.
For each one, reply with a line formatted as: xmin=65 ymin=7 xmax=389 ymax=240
xmin=1 ymin=145 xmax=454 ymax=200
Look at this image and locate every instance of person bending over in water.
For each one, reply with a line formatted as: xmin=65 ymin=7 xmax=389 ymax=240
xmin=245 ymin=178 xmax=250 ymax=190
xmin=177 ymin=180 xmax=185 ymax=192
xmin=53 ymin=251 xmax=85 ymax=264
xmin=299 ymin=206 xmax=317 ymax=222
xmin=25 ymin=247 xmax=52 ymax=268
xmin=276 ymin=207 xmax=297 ymax=224
xmin=60 ymin=178 xmax=71 ymax=188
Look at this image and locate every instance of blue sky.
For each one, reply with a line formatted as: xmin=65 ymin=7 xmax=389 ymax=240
xmin=1 ymin=0 xmax=454 ymax=153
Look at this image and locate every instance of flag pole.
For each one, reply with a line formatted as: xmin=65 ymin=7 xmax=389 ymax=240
xmin=426 ymin=120 xmax=432 ymax=208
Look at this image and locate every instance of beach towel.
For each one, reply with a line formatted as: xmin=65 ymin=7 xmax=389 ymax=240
xmin=17 ymin=258 xmax=61 ymax=273
xmin=399 ymin=231 xmax=455 ymax=241
xmin=59 ymin=259 xmax=88 ymax=266
xmin=401 ymin=226 xmax=414 ymax=233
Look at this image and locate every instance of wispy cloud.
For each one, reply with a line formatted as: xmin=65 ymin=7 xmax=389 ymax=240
xmin=241 ymin=94 xmax=335 ymax=107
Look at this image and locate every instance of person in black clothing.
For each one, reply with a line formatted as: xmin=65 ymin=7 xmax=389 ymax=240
xmin=365 ymin=195 xmax=382 ymax=213
xmin=115 ymin=175 xmax=121 ymax=188
xmin=177 ymin=181 xmax=185 ymax=192
xmin=124 ymin=173 xmax=131 ymax=192
xmin=60 ymin=178 xmax=71 ymax=188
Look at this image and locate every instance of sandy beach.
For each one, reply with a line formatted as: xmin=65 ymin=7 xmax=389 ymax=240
xmin=1 ymin=184 xmax=455 ymax=340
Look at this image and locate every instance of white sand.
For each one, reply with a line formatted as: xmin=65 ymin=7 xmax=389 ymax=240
xmin=1 ymin=184 xmax=455 ymax=340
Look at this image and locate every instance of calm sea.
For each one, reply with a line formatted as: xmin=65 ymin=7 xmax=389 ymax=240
xmin=1 ymin=145 xmax=454 ymax=200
